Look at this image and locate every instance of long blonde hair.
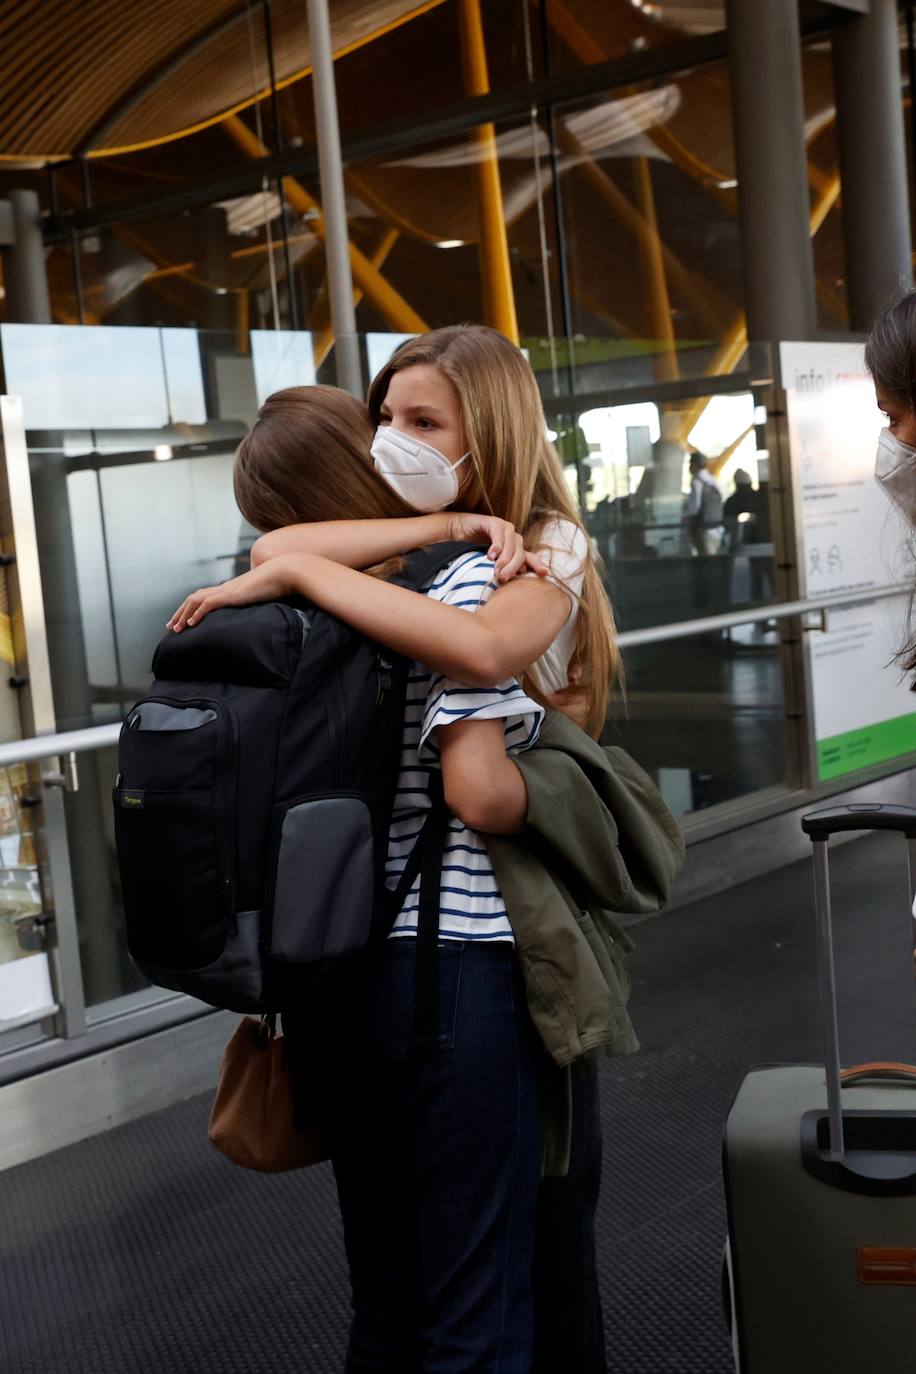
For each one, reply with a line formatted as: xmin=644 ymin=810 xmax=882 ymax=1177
xmin=368 ymin=325 xmax=620 ymax=734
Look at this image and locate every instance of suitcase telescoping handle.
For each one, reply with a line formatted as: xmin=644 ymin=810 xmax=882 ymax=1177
xmin=801 ymin=805 xmax=916 ymax=1166
xmin=801 ymin=803 xmax=916 ymax=840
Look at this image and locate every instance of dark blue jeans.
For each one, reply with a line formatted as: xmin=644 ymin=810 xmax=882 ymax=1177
xmin=327 ymin=939 xmax=541 ymax=1374
xmin=532 ymin=1065 xmax=606 ymax=1374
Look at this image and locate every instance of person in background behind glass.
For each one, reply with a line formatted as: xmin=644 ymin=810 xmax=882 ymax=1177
xmin=723 ymin=468 xmax=757 ymax=552
xmin=684 ymin=451 xmax=725 ymax=555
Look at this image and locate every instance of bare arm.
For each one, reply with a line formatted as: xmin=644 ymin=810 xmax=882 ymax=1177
xmin=438 ymin=719 xmax=527 ymax=834
xmin=251 ymin=516 xmax=448 ymax=569
xmin=168 ymin=552 xmax=570 ymax=688
xmin=251 ymin=512 xmax=549 ymax=582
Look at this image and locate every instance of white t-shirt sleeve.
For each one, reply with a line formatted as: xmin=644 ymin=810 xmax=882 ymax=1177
xmin=525 ymin=517 xmax=589 ymax=695
xmin=416 ymin=550 xmax=544 ymax=763
xmin=533 ymin=517 xmax=589 ymax=621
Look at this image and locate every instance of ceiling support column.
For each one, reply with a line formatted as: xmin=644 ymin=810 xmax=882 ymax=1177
xmin=832 ymin=0 xmax=912 ymax=328
xmin=1 ymin=190 xmax=52 ymax=324
xmin=725 ymin=0 xmax=817 ymax=342
xmin=305 ymin=0 xmax=362 ymax=395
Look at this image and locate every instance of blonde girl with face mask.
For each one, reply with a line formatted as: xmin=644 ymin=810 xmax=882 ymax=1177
xmin=169 ymin=328 xmax=620 ymax=1374
xmin=172 ymin=325 xmax=619 ymax=736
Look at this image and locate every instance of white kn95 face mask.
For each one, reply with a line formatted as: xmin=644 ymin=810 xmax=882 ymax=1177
xmin=875 ymin=428 xmax=916 ymax=528
xmin=371 ymin=426 xmax=470 ymax=512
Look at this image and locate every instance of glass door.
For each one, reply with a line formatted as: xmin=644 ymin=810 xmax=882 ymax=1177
xmin=0 ymin=395 xmax=84 ymax=1049
xmin=0 ymin=325 xmax=264 ymax=1030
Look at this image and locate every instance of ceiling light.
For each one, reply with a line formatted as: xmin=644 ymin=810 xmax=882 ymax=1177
xmin=436 ymin=239 xmax=464 ymax=249
xmin=217 ymin=191 xmax=282 ymax=236
xmin=717 ymin=178 xmax=738 ymax=190
xmin=154 ymin=445 xmax=173 ymax=462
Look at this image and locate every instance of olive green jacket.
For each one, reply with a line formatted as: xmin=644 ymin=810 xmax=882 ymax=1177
xmin=484 ymin=712 xmax=685 ymax=1174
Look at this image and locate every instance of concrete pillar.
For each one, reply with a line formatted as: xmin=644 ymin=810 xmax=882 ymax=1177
xmin=832 ymin=0 xmax=913 ymax=328
xmin=3 ymin=190 xmax=52 ymax=324
xmin=725 ymin=0 xmax=817 ymax=341
xmin=305 ymin=0 xmax=362 ymax=397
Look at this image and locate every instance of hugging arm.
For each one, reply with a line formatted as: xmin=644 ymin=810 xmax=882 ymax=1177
xmin=251 ymin=516 xmax=447 ymax=569
xmin=251 ymin=513 xmax=549 ymax=583
xmin=169 ymin=553 xmax=571 ymax=689
xmin=438 ymin=719 xmax=527 ymax=835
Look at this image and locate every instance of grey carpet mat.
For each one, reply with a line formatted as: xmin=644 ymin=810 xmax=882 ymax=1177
xmin=2 ymin=831 xmax=914 ymax=1373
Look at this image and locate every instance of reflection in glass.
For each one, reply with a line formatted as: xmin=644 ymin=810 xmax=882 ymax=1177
xmin=251 ymin=329 xmax=317 ymax=402
xmin=0 ymin=760 xmax=57 ymax=1029
xmin=571 ymin=392 xmax=775 ymax=630
xmin=0 ymin=325 xmax=265 ymax=1008
xmin=606 ymin=630 xmax=790 ymax=818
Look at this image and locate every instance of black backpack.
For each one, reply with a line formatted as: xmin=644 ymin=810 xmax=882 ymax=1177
xmin=113 ymin=542 xmax=479 ymax=1017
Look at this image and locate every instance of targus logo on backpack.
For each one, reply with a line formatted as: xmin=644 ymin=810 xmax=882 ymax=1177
xmin=120 ymin=792 xmax=145 ymax=808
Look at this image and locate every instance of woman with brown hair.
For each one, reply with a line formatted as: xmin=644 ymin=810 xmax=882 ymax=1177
xmin=170 ymin=327 xmax=620 ymax=1374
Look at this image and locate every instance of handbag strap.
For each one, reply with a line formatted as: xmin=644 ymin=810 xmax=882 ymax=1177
xmin=414 ymin=770 xmax=449 ymax=1057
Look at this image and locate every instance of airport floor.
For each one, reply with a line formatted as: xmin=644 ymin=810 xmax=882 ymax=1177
xmin=2 ymin=830 xmax=915 ymax=1373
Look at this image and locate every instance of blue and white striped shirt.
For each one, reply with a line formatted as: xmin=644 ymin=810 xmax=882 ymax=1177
xmin=386 ymin=550 xmax=544 ymax=943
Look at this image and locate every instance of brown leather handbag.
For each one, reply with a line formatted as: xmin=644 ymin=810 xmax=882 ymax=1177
xmin=208 ymin=1014 xmax=326 ymax=1173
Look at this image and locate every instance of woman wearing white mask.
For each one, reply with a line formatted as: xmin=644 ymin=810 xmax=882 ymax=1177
xmin=170 ymin=326 xmax=620 ymax=1374
xmin=868 ymin=294 xmax=916 ymax=674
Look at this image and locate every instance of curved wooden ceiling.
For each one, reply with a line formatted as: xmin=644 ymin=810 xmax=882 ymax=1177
xmin=0 ymin=0 xmax=447 ymax=160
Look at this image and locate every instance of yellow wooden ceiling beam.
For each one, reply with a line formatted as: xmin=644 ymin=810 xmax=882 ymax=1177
xmin=673 ymin=174 xmax=842 ymax=449
xmin=456 ymin=0 xmax=519 ymax=343
xmin=312 ymin=226 xmax=401 ymax=369
xmin=633 ymin=155 xmax=679 ymax=382
xmin=223 ymin=113 xmax=427 ymax=335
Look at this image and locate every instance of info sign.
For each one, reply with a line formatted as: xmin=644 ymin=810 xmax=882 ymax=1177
xmin=780 ymin=341 xmax=916 ymax=782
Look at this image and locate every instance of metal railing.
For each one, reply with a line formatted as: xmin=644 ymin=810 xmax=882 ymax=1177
xmin=615 ymin=582 xmax=908 ymax=649
xmin=0 ymin=582 xmax=907 ymax=770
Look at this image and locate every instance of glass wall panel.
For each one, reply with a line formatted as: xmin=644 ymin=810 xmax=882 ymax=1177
xmin=47 ymin=202 xmax=314 ymax=335
xmin=0 ymin=324 xmax=267 ymax=1007
xmin=801 ymin=37 xmax=847 ymax=333
xmin=541 ymin=0 xmax=726 ymax=76
xmin=553 ymin=59 xmax=745 ymax=388
xmin=346 ymin=110 xmax=564 ymax=345
xmin=302 ymin=1 xmax=549 ymax=142
xmin=547 ymin=389 xmax=776 ymax=628
xmin=605 ymin=630 xmax=791 ymax=819
xmin=0 ymin=758 xmax=53 ymax=1021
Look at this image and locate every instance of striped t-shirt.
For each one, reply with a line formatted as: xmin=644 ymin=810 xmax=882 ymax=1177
xmin=386 ymin=550 xmax=544 ymax=943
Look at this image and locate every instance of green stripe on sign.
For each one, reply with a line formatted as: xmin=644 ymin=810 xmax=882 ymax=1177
xmin=817 ymin=713 xmax=916 ymax=781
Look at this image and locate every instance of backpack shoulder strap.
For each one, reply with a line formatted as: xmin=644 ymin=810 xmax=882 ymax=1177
xmin=398 ymin=540 xmax=488 ymax=593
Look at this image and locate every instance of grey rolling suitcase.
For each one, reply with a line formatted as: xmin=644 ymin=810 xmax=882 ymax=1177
xmin=723 ymin=804 xmax=916 ymax=1373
